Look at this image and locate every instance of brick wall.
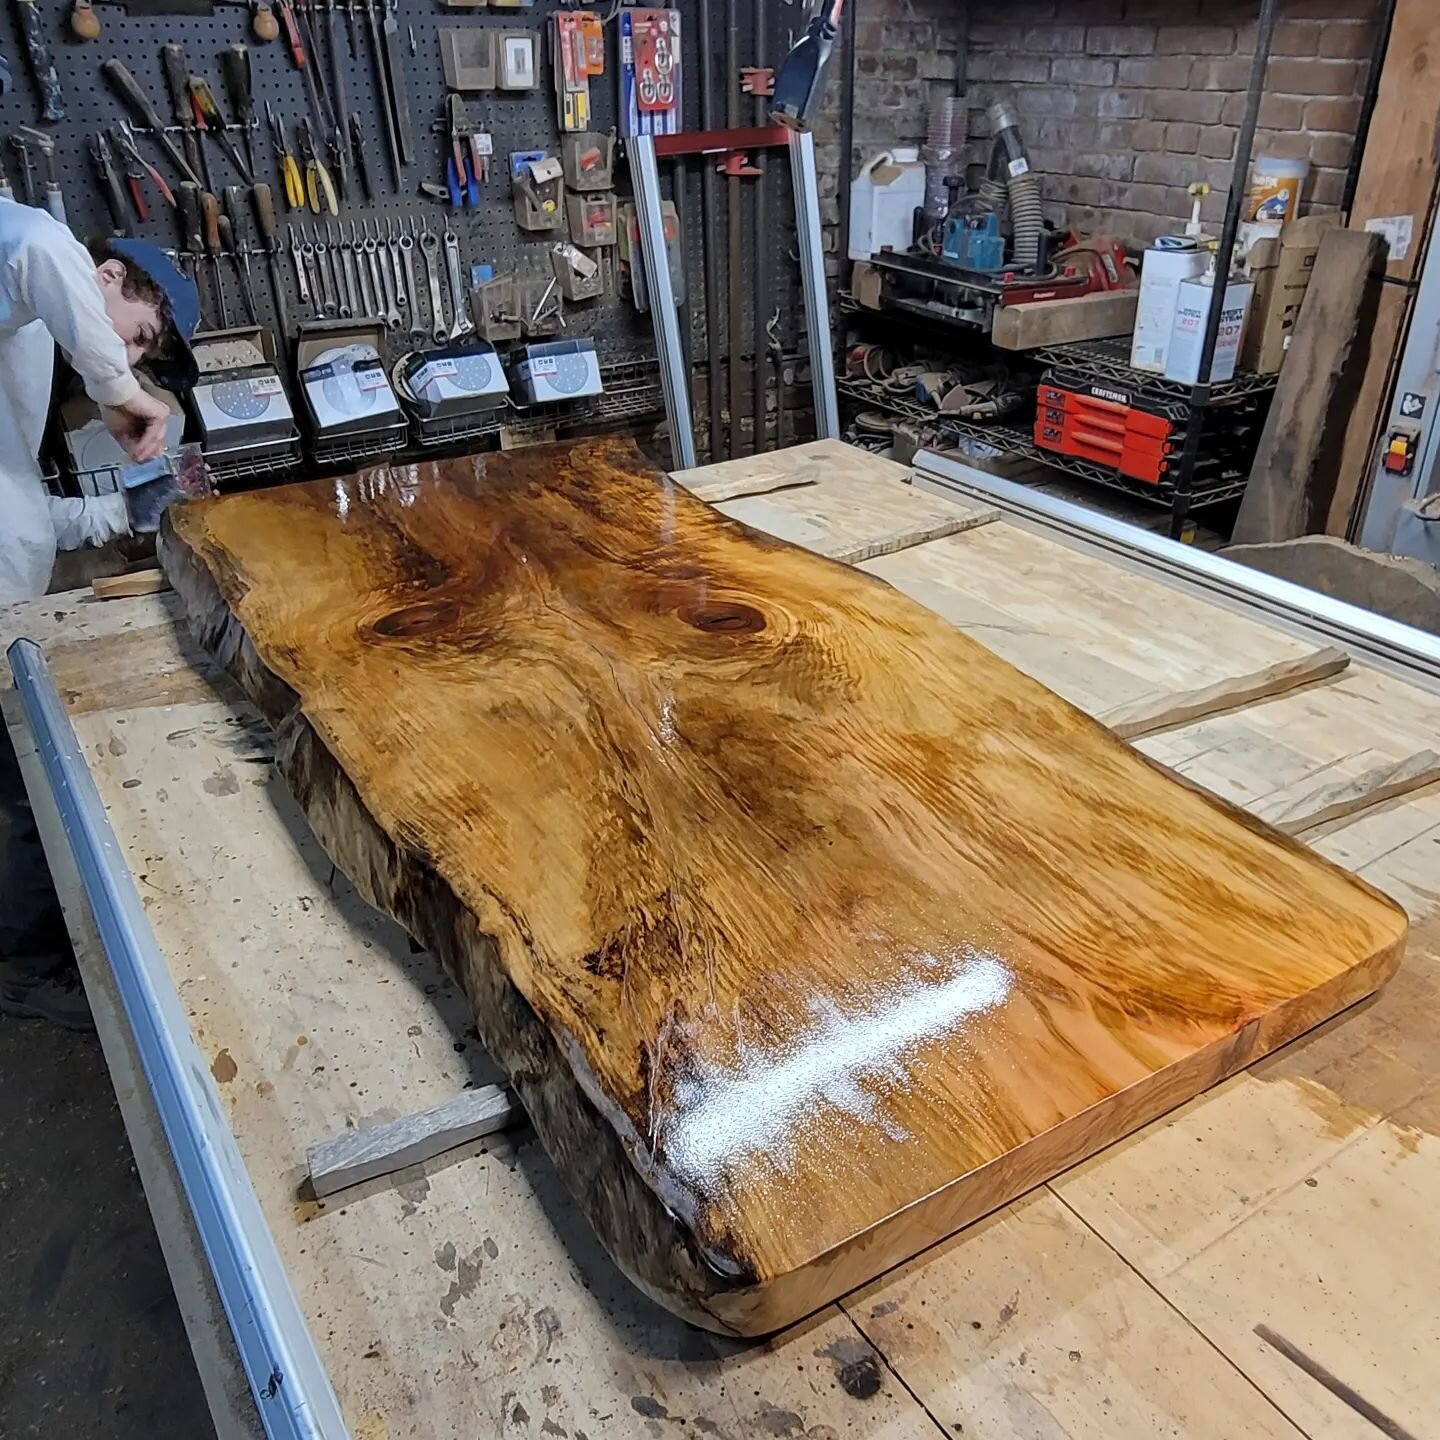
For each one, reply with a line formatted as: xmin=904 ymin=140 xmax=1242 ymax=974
xmin=818 ymin=0 xmax=1380 ymax=271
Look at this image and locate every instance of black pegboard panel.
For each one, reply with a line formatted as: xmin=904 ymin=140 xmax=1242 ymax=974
xmin=0 ymin=0 xmax=804 ymax=382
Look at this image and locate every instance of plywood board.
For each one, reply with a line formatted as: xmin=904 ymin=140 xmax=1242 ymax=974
xmin=160 ymin=437 xmax=1406 ymax=1338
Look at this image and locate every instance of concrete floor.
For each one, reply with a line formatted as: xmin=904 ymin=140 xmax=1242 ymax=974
xmin=0 ymin=1013 xmax=216 ymax=1439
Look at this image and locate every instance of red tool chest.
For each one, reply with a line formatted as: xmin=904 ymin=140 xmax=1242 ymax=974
xmin=1033 ymin=376 xmax=1180 ymax=485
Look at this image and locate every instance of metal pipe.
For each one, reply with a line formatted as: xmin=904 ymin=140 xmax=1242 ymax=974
xmin=1168 ymin=0 xmax=1278 ymax=541
xmin=699 ymin=0 xmax=724 ymax=460
xmin=1341 ymin=0 xmax=1398 ymax=218
xmin=726 ymin=0 xmax=745 ymax=458
xmin=7 ymin=638 xmax=350 ymax=1440
xmin=631 ymin=134 xmax=698 ymax=469
xmin=753 ymin=0 xmax=770 ymax=453
xmin=672 ymin=157 xmax=696 ymax=388
xmin=834 ymin=0 xmax=857 ymax=288
xmin=789 ymin=128 xmax=839 ymax=439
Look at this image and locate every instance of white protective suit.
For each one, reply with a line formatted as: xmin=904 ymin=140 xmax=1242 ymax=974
xmin=0 ymin=197 xmax=135 ymax=604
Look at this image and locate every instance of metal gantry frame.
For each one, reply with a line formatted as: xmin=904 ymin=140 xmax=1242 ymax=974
xmin=630 ymin=125 xmax=840 ymax=470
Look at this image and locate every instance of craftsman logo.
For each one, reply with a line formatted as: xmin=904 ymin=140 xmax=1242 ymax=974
xmin=1400 ymin=392 xmax=1426 ymax=421
xmin=1091 ymin=386 xmax=1129 ymax=405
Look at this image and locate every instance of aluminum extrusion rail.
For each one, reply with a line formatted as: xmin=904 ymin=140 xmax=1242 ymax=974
xmin=7 ymin=639 xmax=350 ymax=1440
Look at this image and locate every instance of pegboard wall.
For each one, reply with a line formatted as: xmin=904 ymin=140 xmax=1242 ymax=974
xmin=0 ymin=0 xmax=806 ymax=390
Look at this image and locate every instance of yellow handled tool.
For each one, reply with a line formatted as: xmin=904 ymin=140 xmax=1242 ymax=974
xmin=297 ymin=116 xmax=337 ymax=216
xmin=266 ymin=101 xmax=304 ymax=210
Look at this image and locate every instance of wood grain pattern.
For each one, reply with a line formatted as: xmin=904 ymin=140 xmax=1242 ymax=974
xmin=159 ymin=437 xmax=1407 ymax=1336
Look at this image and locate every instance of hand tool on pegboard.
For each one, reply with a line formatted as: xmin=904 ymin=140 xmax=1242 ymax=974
xmin=277 ymin=0 xmax=329 ymax=142
xmin=112 ymin=118 xmax=176 ymax=221
xmin=252 ymin=0 xmax=279 ymax=41
xmin=161 ymin=45 xmax=205 ymax=187
xmin=287 ymin=222 xmax=312 ymax=313
xmin=17 ymin=127 xmax=64 ymax=221
xmin=217 ymin=210 xmax=244 ymax=322
xmin=297 ymin=116 xmax=337 ymax=215
xmin=224 ymin=185 xmax=261 ymax=324
xmin=219 ymin=44 xmax=257 ymax=180
xmin=69 ymin=0 xmax=101 ymax=41
xmin=200 ymin=188 xmax=229 ymax=324
xmin=101 ymin=60 xmax=202 ymax=187
xmin=89 ymin=132 xmax=129 ymax=234
xmin=190 ymin=75 xmax=255 ymax=185
xmin=349 ymin=113 xmax=372 ymax=202
xmin=13 ymin=0 xmax=64 ymax=121
xmin=380 ymin=0 xmax=414 ymax=165
xmin=324 ymin=0 xmax=353 ymax=201
xmin=443 ymin=95 xmax=479 ymax=207
xmin=177 ymin=182 xmax=211 ymax=318
xmin=267 ymin=102 xmax=305 ymax=210
xmin=361 ymin=0 xmax=402 ymax=188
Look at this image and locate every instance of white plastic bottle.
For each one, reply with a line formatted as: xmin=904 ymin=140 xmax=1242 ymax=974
xmin=848 ymin=148 xmax=926 ymax=260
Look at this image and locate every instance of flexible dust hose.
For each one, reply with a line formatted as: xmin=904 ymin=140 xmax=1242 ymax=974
xmin=986 ymin=97 xmax=1043 ymax=271
xmin=977 ymin=175 xmax=1009 ymax=227
xmin=1007 ymin=171 xmax=1044 ymax=270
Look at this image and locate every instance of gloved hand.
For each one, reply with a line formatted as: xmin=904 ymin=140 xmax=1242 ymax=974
xmin=100 ymin=389 xmax=173 ymax=463
xmin=126 ymin=473 xmax=184 ymax=534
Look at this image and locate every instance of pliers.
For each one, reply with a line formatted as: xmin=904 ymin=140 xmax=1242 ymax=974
xmin=297 ymin=115 xmax=337 ymax=216
xmin=110 ymin=118 xmax=176 ymax=222
xmin=445 ymin=95 xmax=479 ymax=208
xmin=268 ymin=102 xmax=305 ymax=211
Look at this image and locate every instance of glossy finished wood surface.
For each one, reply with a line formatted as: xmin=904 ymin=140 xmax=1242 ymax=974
xmin=160 ymin=438 xmax=1407 ymax=1336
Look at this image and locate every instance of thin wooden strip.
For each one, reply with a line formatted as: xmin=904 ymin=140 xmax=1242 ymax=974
xmin=307 ymin=1084 xmax=521 ymax=1198
xmin=687 ymin=474 xmax=820 ymax=504
xmin=1251 ymin=750 xmax=1440 ymax=836
xmin=829 ymin=506 xmax=1001 ymax=566
xmin=1101 ymin=647 xmax=1351 ymax=740
xmin=92 ymin=569 xmax=171 ymax=600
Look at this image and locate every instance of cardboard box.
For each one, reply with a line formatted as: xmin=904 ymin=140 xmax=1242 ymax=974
xmin=1242 ymin=213 xmax=1340 ymax=374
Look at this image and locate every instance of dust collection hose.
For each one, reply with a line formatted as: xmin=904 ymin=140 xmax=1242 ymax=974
xmin=987 ymin=96 xmax=1043 ymax=271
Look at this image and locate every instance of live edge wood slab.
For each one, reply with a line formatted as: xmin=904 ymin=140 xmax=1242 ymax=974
xmin=158 ymin=437 xmax=1407 ymax=1338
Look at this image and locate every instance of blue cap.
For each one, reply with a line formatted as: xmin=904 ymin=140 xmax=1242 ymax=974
xmin=107 ymin=237 xmax=201 ymax=393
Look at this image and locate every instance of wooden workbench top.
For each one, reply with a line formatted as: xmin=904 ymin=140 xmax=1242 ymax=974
xmin=4 ymin=440 xmax=1438 ymax=1439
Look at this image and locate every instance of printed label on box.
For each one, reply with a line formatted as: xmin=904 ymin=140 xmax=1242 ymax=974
xmin=356 ymin=366 xmax=389 ymax=392
xmin=249 ymin=375 xmax=284 ymax=397
xmin=529 ymin=355 xmax=560 ymax=377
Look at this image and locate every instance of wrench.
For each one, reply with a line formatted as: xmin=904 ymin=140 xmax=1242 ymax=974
xmin=327 ymin=223 xmax=353 ymax=320
xmin=442 ymin=224 xmax=474 ymax=338
xmin=386 ymin=217 xmax=408 ymax=312
xmin=367 ymin=219 xmax=400 ymax=330
xmin=338 ymin=222 xmax=361 ymax=320
xmin=400 ymin=220 xmax=423 ymax=342
xmin=353 ymin=221 xmax=377 ymax=318
xmin=419 ymin=225 xmax=448 ymax=345
xmin=313 ymin=224 xmax=338 ymax=315
xmin=300 ymin=231 xmax=323 ymax=316
xmin=290 ymin=227 xmax=312 ymax=310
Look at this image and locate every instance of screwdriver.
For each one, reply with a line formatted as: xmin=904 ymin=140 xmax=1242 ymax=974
xmin=219 ymin=44 xmax=256 ymax=180
xmin=224 ymin=185 xmax=260 ymax=325
xmin=177 ymin=182 xmax=210 ymax=319
xmin=200 ymin=189 xmax=229 ymax=326
xmin=250 ymin=182 xmax=291 ymax=338
xmin=101 ymin=59 xmax=201 ymax=187
xmin=217 ymin=213 xmax=245 ymax=328
xmin=189 ymin=75 xmax=255 ymax=185
xmin=160 ymin=45 xmax=204 ymax=191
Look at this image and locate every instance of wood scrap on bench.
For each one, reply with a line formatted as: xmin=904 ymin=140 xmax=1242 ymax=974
xmin=91 ymin=569 xmax=171 ymax=600
xmin=1100 ymin=646 xmax=1351 ymax=739
xmin=827 ymin=505 xmax=1001 ymax=566
xmin=308 ymin=1084 xmax=521 ymax=1198
xmin=1251 ymin=750 xmax=1440 ymax=836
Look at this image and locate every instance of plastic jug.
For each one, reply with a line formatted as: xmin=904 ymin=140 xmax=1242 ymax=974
xmin=849 ymin=148 xmax=925 ymax=260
